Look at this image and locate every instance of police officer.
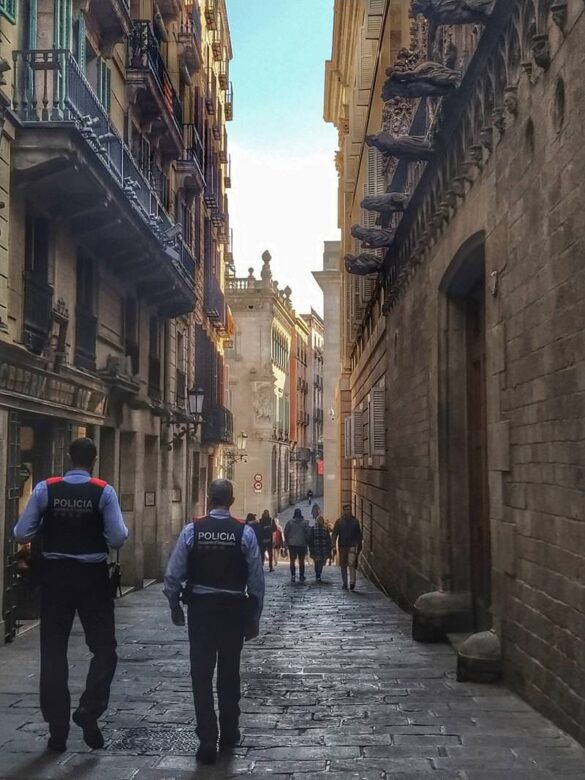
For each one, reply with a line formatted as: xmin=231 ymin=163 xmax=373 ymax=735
xmin=14 ymin=437 xmax=128 ymax=753
xmin=164 ymin=479 xmax=265 ymax=766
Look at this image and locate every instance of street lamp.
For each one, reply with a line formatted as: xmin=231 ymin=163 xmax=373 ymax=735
xmin=163 ymin=386 xmax=205 ymax=450
xmin=226 ymin=432 xmax=248 ymax=465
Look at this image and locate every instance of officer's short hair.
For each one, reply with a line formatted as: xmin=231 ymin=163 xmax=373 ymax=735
xmin=69 ymin=437 xmax=97 ymax=469
xmin=342 ymin=503 xmax=352 ymax=511
xmin=208 ymin=478 xmax=234 ymax=508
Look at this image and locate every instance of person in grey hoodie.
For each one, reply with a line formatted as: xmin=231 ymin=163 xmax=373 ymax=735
xmin=284 ymin=508 xmax=310 ymax=583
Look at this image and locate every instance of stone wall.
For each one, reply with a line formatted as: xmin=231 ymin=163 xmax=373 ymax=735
xmin=353 ymin=2 xmax=585 ymax=744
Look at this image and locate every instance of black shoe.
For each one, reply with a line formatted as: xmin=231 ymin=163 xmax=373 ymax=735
xmin=47 ymin=724 xmax=68 ymax=753
xmin=269 ymin=567 xmax=274 ymax=572
xmin=196 ymin=744 xmax=217 ymax=764
xmin=219 ymin=729 xmax=241 ymax=749
xmin=350 ymin=583 xmax=356 ymax=591
xmin=72 ymin=708 xmax=104 ymax=750
xmin=342 ymin=584 xmax=348 ymax=590
xmin=299 ymin=575 xmax=305 ymax=583
xmin=291 ymin=574 xmax=296 ymax=583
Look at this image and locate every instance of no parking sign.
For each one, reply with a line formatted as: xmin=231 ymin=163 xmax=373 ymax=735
xmin=253 ymin=474 xmax=263 ymax=493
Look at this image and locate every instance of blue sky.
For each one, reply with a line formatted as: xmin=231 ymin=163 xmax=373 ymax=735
xmin=226 ymin=0 xmax=339 ymax=313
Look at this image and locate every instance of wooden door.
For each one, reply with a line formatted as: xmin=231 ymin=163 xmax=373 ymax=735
xmin=466 ymin=281 xmax=492 ymax=631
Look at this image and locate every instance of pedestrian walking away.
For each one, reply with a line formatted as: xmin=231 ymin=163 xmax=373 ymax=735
xmin=259 ymin=509 xmax=275 ymax=571
xmin=13 ymin=437 xmax=128 ymax=753
xmin=163 ymin=479 xmax=265 ymax=766
xmin=332 ymin=504 xmax=363 ymax=591
xmin=272 ymin=518 xmax=283 ymax=565
xmin=306 ymin=489 xmax=313 ymax=506
xmin=308 ymin=515 xmax=332 ymax=582
xmin=284 ymin=508 xmax=310 ymax=583
xmin=245 ymin=512 xmax=263 ymax=558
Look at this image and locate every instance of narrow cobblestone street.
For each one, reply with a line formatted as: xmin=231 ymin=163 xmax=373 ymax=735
xmin=1 ymin=553 xmax=585 ymax=780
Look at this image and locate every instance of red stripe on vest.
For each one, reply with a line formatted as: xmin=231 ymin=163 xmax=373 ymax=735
xmin=89 ymin=478 xmax=107 ymax=488
xmin=46 ymin=477 xmax=64 ymax=485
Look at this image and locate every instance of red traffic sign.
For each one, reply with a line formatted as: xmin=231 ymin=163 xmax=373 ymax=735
xmin=253 ymin=479 xmax=263 ymax=492
xmin=253 ymin=473 xmax=262 ymax=481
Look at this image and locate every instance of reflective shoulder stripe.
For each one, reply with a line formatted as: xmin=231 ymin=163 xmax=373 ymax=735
xmin=46 ymin=477 xmax=64 ymax=485
xmin=233 ymin=517 xmax=246 ymax=525
xmin=89 ymin=478 xmax=107 ymax=488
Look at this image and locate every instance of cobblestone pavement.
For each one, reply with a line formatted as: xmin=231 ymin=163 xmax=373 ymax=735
xmin=1 ymin=563 xmax=585 ymax=779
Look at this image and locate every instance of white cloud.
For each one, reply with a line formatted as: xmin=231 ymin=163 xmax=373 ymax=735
xmin=228 ymin=142 xmax=340 ymax=316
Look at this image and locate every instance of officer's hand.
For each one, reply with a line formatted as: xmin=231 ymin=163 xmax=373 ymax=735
xmin=244 ymin=620 xmax=259 ymax=642
xmin=171 ymin=606 xmax=185 ymax=626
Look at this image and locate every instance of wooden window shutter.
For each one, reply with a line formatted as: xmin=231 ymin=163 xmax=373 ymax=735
xmin=369 ymin=388 xmax=385 ymax=456
xmin=358 ymin=34 xmax=377 ymax=91
xmin=344 ymin=416 xmax=352 ymax=459
xmin=351 ymin=410 xmax=364 ymax=456
xmin=366 ymin=0 xmax=385 ymax=39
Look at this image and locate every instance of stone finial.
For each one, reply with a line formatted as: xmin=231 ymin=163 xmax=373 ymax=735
xmin=261 ymin=250 xmax=272 ymax=286
xmin=247 ymin=267 xmax=255 ymax=288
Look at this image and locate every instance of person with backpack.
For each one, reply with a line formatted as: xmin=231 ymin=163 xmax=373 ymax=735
xmin=284 ymin=508 xmax=309 ymax=583
xmin=259 ymin=509 xmax=275 ymax=571
xmin=308 ymin=516 xmax=332 ymax=582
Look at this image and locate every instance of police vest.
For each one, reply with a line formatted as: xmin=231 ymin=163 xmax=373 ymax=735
xmin=187 ymin=515 xmax=247 ymax=592
xmin=42 ymin=477 xmax=108 ymax=556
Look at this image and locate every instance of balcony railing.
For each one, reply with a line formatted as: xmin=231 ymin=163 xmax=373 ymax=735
xmin=202 ymin=404 xmax=233 ymax=445
xmin=75 ymin=310 xmax=98 ymax=371
xmin=205 ymin=0 xmax=217 ymax=29
xmin=182 ymin=2 xmax=202 ymax=39
xmin=23 ymin=274 xmax=53 ymax=355
xmin=12 ymin=50 xmax=195 ymax=289
xmin=182 ymin=122 xmax=204 ymax=169
xmin=127 ymin=21 xmax=182 ymax=130
xmin=204 ymin=273 xmax=225 ymax=325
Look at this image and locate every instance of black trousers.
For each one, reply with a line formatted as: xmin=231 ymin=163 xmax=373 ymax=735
xmin=187 ymin=595 xmax=246 ymax=746
xmin=39 ymin=559 xmax=117 ymax=728
xmin=289 ymin=546 xmax=306 ymax=577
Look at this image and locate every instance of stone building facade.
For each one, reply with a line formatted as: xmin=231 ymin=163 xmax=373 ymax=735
xmin=301 ymin=309 xmax=325 ymax=497
xmin=326 ymin=0 xmax=585 ymax=743
xmin=0 ymin=0 xmax=235 ymax=640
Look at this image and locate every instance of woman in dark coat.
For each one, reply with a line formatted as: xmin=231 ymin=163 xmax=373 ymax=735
xmin=308 ymin=516 xmax=332 ymax=582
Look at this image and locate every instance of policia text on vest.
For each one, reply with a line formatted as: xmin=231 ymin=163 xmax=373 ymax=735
xmin=164 ymin=478 xmax=265 ymax=766
xmin=13 ymin=437 xmax=128 ymax=753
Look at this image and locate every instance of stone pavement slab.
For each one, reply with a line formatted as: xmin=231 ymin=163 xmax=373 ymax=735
xmin=0 ymin=565 xmax=584 ymax=779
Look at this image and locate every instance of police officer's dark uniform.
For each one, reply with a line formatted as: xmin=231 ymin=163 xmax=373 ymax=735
xmin=164 ymin=479 xmax=264 ymax=765
xmin=14 ymin=437 xmax=128 ymax=752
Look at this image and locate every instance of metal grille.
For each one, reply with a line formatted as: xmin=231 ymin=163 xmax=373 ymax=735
xmin=108 ymin=728 xmax=198 ymax=754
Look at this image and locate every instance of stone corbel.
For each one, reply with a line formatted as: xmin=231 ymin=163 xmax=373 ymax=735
xmin=467 ymin=144 xmax=484 ymax=170
xmin=551 ymin=0 xmax=568 ymax=30
xmin=492 ymin=107 xmax=505 ymax=135
xmin=479 ymin=125 xmax=494 ymax=153
xmin=503 ymin=85 xmax=518 ymax=116
xmin=531 ymin=34 xmax=551 ymax=69
xmin=450 ymin=176 xmax=467 ymax=199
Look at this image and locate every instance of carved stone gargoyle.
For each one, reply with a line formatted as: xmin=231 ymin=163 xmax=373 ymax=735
xmin=344 ymin=254 xmax=384 ymax=276
xmin=360 ymin=192 xmax=410 ymax=214
xmin=382 ymin=61 xmax=461 ymax=101
xmin=411 ymin=0 xmax=495 ymax=25
xmin=366 ymin=131 xmax=434 ymax=161
xmin=351 ymin=225 xmax=395 ymax=249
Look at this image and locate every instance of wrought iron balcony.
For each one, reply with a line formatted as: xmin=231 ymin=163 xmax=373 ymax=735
xmin=23 ymin=274 xmax=53 ymax=355
xmin=11 ymin=49 xmax=196 ymax=317
xmin=204 ymin=273 xmax=225 ymax=326
xmin=126 ymin=22 xmax=183 ymax=153
xmin=202 ymin=404 xmax=233 ymax=445
xmin=91 ymin=0 xmax=132 ymax=56
xmin=74 ymin=310 xmax=98 ymax=372
xmin=176 ymin=123 xmax=205 ymax=194
xmin=178 ymin=2 xmax=203 ymax=75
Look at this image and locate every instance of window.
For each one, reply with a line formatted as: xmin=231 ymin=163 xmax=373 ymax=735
xmin=124 ymin=298 xmax=139 ymax=375
xmin=96 ymin=58 xmax=111 ymax=113
xmin=0 ymin=0 xmax=16 ymax=23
